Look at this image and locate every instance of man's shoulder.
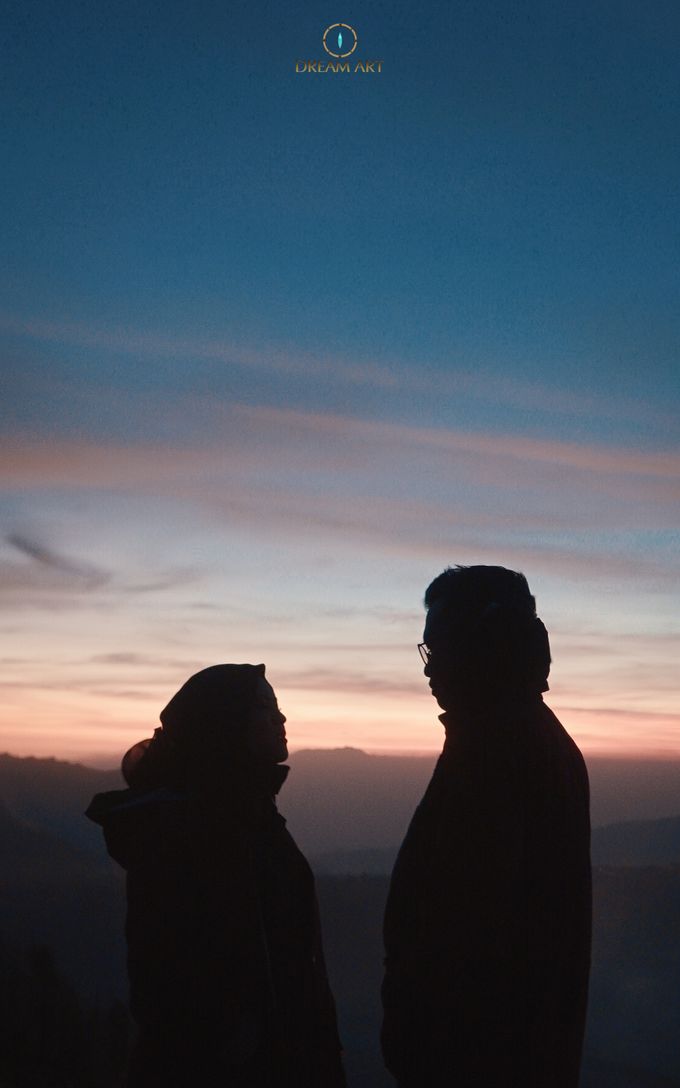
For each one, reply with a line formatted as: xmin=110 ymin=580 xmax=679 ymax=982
xmin=518 ymin=702 xmax=590 ymax=818
xmin=534 ymin=702 xmax=587 ymax=762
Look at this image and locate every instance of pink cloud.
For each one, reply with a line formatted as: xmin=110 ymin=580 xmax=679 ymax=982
xmin=233 ymin=404 xmax=680 ymax=482
xmin=1 ymin=418 xmax=678 ymax=586
xmin=3 ymin=401 xmax=678 ymax=491
xmin=1 ymin=311 xmax=673 ymax=427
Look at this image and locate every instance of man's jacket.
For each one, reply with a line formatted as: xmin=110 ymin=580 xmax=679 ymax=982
xmin=382 ymin=696 xmax=591 ymax=1088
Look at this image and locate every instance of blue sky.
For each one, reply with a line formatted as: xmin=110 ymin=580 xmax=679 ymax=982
xmin=1 ymin=0 xmax=679 ymax=760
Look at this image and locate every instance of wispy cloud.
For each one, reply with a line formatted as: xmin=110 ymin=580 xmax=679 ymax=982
xmin=2 ymin=411 xmax=678 ymax=586
xmin=3 ymin=403 xmax=679 ymax=491
xmin=6 ymin=532 xmax=109 ymax=588
xmin=0 ymin=532 xmax=112 ymax=609
xmin=233 ymin=404 xmax=680 ymax=482
xmin=88 ymin=651 xmax=203 ymax=670
xmin=1 ymin=311 xmax=674 ymax=429
xmin=558 ymin=705 xmax=680 ymax=723
xmin=0 ymin=313 xmax=401 ymax=389
xmin=274 ymin=668 xmax=425 ymax=698
xmin=0 ymin=531 xmax=200 ymax=609
xmin=0 ymin=439 xmax=216 ymax=487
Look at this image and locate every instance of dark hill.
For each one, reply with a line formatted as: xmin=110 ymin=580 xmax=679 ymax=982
xmin=2 ymin=754 xmax=680 ymax=1083
xmin=283 ymin=747 xmax=432 ymax=855
xmin=317 ymin=814 xmax=680 ymax=875
xmin=0 ymin=800 xmax=126 ymax=1002
xmin=4 ymin=751 xmax=680 ymax=861
xmin=0 ymin=753 xmax=122 ymax=854
xmin=312 ymin=846 xmax=397 ymax=875
xmin=592 ymin=814 xmax=680 ymax=866
xmin=0 ymin=798 xmax=107 ymax=884
xmin=586 ymin=865 xmax=680 ymax=1080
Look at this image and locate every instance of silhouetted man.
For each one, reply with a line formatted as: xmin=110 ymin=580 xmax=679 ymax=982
xmin=382 ymin=566 xmax=591 ymax=1087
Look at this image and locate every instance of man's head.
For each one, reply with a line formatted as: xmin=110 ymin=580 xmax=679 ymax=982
xmin=421 ymin=565 xmax=551 ymax=711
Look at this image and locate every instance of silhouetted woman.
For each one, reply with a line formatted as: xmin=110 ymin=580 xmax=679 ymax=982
xmin=86 ymin=664 xmax=345 ymax=1088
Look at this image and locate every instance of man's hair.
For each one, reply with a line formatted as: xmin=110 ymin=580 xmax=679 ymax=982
xmin=424 ymin=565 xmax=550 ymax=693
xmin=424 ymin=565 xmax=537 ymax=621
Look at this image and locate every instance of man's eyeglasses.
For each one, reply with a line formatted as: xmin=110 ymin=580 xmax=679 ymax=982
xmin=417 ymin=642 xmax=431 ymax=665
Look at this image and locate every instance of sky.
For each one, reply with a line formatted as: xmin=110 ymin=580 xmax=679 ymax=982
xmin=1 ymin=0 xmax=679 ymax=762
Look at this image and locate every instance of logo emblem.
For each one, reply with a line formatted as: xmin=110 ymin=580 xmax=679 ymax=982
xmin=322 ymin=23 xmax=358 ymax=59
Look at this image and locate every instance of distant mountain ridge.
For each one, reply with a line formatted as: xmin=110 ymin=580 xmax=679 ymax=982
xmin=315 ymin=811 xmax=680 ymax=876
xmin=0 ymin=753 xmax=122 ymax=854
xmin=3 ymin=749 xmax=680 ymax=861
xmin=592 ymin=814 xmax=680 ymax=866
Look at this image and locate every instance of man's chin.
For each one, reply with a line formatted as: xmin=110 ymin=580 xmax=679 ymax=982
xmin=428 ymin=687 xmax=456 ymax=713
xmin=430 ymin=688 xmax=451 ymax=712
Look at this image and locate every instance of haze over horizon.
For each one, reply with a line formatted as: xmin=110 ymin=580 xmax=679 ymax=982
xmin=2 ymin=1 xmax=679 ymax=761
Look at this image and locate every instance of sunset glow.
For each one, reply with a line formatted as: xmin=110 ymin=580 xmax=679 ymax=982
xmin=2 ymin=2 xmax=679 ymax=764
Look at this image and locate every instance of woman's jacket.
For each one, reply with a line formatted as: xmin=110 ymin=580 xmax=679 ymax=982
xmin=87 ymin=768 xmax=345 ymax=1088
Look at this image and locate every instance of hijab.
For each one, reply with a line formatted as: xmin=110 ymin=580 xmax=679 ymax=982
xmin=122 ymin=664 xmax=288 ymax=813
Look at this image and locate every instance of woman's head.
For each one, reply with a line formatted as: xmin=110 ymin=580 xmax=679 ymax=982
xmin=122 ymin=663 xmax=288 ymax=790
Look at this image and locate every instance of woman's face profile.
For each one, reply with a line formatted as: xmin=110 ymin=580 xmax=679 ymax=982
xmin=247 ymin=676 xmax=288 ymax=762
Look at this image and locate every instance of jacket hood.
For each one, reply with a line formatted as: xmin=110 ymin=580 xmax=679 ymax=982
xmin=85 ymin=787 xmax=188 ymax=870
xmin=86 ymin=762 xmax=290 ymax=871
